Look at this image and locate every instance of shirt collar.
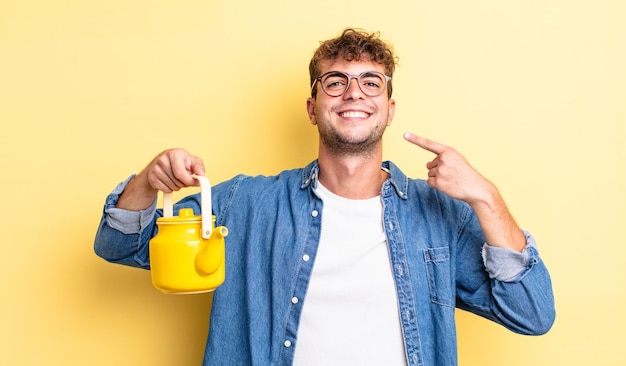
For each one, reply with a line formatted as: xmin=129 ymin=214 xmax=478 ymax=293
xmin=300 ymin=160 xmax=408 ymax=200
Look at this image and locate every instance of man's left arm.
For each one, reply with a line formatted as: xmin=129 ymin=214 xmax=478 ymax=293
xmin=404 ymin=132 xmax=555 ymax=334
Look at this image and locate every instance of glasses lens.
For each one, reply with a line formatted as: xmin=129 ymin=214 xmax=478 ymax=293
xmin=320 ymin=72 xmax=349 ymax=97
xmin=358 ymin=72 xmax=386 ymax=96
xmin=319 ymin=71 xmax=388 ymax=97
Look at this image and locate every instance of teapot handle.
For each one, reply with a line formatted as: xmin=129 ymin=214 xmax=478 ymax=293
xmin=192 ymin=174 xmax=212 ymax=239
xmin=161 ymin=174 xmax=212 ymax=239
xmin=162 ymin=192 xmax=174 ymax=218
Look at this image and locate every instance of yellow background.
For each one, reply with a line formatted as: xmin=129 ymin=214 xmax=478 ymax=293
xmin=1 ymin=0 xmax=624 ymax=365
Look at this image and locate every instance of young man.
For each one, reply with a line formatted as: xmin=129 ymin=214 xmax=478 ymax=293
xmin=94 ymin=28 xmax=555 ymax=365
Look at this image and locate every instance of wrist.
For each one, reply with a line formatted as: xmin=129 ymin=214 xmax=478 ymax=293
xmin=467 ymin=180 xmax=500 ymax=212
xmin=116 ymin=173 xmax=158 ymax=210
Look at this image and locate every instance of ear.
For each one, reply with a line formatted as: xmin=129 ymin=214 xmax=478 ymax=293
xmin=306 ymin=97 xmax=317 ymax=125
xmin=386 ymin=98 xmax=396 ymax=126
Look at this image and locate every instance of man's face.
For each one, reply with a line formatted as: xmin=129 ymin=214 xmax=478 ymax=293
xmin=306 ymin=58 xmax=396 ymax=157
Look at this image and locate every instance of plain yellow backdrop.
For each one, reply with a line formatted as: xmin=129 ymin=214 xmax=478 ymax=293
xmin=1 ymin=0 xmax=624 ymax=365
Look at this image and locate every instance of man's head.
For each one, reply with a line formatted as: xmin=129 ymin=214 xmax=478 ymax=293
xmin=306 ymin=29 xmax=397 ymax=158
xmin=309 ymin=28 xmax=397 ymax=99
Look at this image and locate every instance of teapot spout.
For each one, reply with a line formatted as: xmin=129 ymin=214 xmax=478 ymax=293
xmin=212 ymin=226 xmax=229 ymax=240
xmin=195 ymin=226 xmax=228 ymax=276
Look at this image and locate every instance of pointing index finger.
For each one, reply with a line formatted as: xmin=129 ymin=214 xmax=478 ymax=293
xmin=403 ymin=132 xmax=448 ymax=155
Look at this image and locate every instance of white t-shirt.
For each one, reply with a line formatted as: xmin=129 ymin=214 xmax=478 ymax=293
xmin=292 ymin=182 xmax=407 ymax=366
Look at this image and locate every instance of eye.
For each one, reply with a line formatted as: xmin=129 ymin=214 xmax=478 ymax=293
xmin=362 ymin=80 xmax=381 ymax=88
xmin=327 ymin=80 xmax=346 ymax=88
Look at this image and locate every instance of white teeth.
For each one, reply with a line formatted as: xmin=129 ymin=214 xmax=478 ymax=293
xmin=341 ymin=111 xmax=369 ymax=118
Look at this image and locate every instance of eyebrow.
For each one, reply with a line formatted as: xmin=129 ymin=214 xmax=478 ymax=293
xmin=360 ymin=71 xmax=384 ymax=78
xmin=322 ymin=70 xmax=383 ymax=76
xmin=322 ymin=71 xmax=348 ymax=77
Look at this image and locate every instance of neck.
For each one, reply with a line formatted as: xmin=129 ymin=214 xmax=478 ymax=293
xmin=317 ymin=146 xmax=387 ymax=199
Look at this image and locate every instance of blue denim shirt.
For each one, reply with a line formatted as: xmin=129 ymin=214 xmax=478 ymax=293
xmin=94 ymin=160 xmax=555 ymax=366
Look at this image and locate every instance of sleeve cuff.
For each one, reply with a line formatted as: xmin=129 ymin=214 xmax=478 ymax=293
xmin=481 ymin=230 xmax=539 ymax=282
xmin=103 ymin=175 xmax=158 ymax=235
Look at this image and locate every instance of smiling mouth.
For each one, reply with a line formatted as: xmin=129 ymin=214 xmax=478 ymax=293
xmin=340 ymin=111 xmax=370 ymax=118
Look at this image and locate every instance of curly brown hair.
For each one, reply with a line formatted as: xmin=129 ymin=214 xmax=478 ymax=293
xmin=309 ymin=28 xmax=398 ymax=98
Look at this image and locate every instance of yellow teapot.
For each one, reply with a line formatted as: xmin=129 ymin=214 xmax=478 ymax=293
xmin=149 ymin=175 xmax=228 ymax=294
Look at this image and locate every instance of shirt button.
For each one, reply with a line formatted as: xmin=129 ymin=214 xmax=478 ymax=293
xmin=302 ymin=254 xmax=310 ymax=262
xmin=291 ymin=297 xmax=299 ymax=304
xmin=284 ymin=340 xmax=292 ymax=348
xmin=396 ymin=265 xmax=404 ymax=276
xmin=311 ymin=210 xmax=318 ymax=217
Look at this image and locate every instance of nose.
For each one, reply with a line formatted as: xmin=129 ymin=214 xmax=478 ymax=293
xmin=343 ymin=76 xmax=365 ymax=100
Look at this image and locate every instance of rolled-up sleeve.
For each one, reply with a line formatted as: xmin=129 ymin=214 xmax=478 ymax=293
xmin=94 ymin=175 xmax=157 ymax=268
xmin=481 ymin=230 xmax=539 ymax=282
xmin=104 ymin=176 xmax=157 ymax=234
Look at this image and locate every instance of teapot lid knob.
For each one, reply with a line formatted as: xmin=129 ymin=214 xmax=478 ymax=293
xmin=179 ymin=208 xmax=195 ymax=218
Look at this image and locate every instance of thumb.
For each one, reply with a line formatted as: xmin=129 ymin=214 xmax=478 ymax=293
xmin=191 ymin=156 xmax=205 ymax=176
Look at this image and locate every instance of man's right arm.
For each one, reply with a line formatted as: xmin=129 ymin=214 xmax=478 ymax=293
xmin=94 ymin=148 xmax=206 ymax=268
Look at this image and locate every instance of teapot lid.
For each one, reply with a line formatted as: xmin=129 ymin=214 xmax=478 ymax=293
xmin=157 ymin=208 xmax=200 ymax=223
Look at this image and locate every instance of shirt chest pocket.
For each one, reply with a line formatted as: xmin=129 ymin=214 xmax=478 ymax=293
xmin=423 ymin=247 xmax=455 ymax=308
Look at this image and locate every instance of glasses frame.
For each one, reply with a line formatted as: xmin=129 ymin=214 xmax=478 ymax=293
xmin=311 ymin=70 xmax=392 ymax=98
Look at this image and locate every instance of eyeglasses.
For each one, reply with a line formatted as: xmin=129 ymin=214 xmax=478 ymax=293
xmin=311 ymin=70 xmax=392 ymax=97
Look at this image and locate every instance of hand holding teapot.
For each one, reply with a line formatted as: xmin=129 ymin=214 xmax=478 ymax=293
xmin=116 ymin=148 xmax=205 ymax=211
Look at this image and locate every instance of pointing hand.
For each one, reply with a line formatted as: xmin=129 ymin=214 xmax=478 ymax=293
xmin=403 ymin=132 xmax=495 ymax=205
